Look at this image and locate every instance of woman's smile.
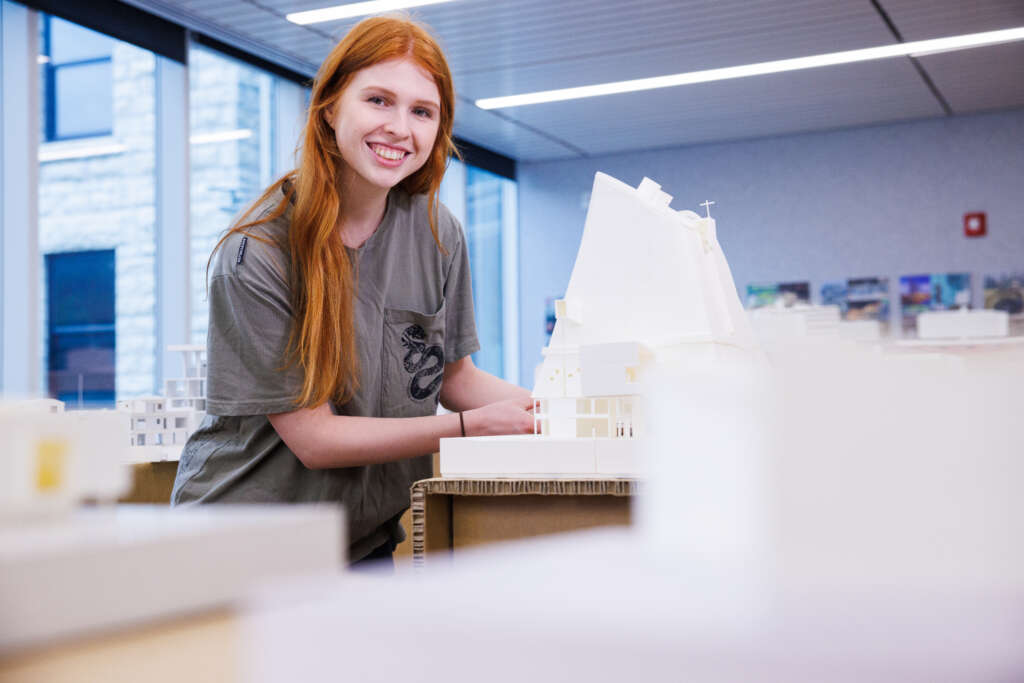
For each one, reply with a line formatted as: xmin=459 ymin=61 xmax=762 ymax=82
xmin=368 ymin=142 xmax=410 ymax=165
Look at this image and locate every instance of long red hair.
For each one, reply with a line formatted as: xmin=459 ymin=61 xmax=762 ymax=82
xmin=213 ymin=15 xmax=457 ymax=408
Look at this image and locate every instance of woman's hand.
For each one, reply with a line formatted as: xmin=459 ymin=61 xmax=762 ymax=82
xmin=463 ymin=396 xmax=535 ymax=437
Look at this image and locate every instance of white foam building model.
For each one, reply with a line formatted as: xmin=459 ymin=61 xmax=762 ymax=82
xmin=441 ymin=173 xmax=758 ymax=477
xmin=916 ymin=308 xmax=1009 ymax=339
xmin=118 ymin=345 xmax=207 ymax=462
xmin=0 ymin=399 xmax=131 ymax=521
xmin=748 ymin=304 xmax=843 ymax=344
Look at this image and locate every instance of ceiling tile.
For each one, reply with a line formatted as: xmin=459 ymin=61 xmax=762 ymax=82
xmin=878 ymin=0 xmax=1024 ymax=39
xmin=918 ymin=42 xmax=1024 ymax=114
xmin=130 ymin=0 xmax=1024 ymax=161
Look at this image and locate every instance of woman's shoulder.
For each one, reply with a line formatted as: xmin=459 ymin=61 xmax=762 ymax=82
xmin=211 ymin=191 xmax=292 ymax=283
xmin=398 ymin=191 xmax=463 ymax=245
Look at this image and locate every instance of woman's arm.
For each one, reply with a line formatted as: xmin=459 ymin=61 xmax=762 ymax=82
xmin=269 ymin=362 xmax=534 ymax=469
xmin=439 ymin=355 xmax=532 ymax=411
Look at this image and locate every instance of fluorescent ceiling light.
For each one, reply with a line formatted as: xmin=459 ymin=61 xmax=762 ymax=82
xmin=37 ymin=55 xmax=50 ymax=64
xmin=190 ymin=129 xmax=253 ymax=145
xmin=39 ymin=142 xmax=127 ymax=162
xmin=287 ymin=0 xmax=456 ymax=25
xmin=476 ymin=26 xmax=1024 ymax=109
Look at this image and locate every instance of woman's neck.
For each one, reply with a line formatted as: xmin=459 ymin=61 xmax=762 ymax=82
xmin=336 ymin=174 xmax=390 ymax=249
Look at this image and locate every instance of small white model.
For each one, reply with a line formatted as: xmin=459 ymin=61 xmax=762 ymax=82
xmin=748 ymin=304 xmax=842 ymax=344
xmin=0 ymin=399 xmax=131 ymax=520
xmin=916 ymin=308 xmax=1009 ymax=339
xmin=118 ymin=345 xmax=207 ymax=462
xmin=441 ymin=173 xmax=755 ymax=477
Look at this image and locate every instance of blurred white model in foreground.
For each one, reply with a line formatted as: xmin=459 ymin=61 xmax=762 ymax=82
xmin=0 ymin=399 xmax=130 ymax=521
xmin=441 ymin=172 xmax=757 ymax=477
xmin=244 ymin=309 xmax=1024 ymax=683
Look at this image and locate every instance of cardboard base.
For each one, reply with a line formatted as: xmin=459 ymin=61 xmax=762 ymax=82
xmin=439 ymin=435 xmax=641 ymax=477
xmin=410 ymin=477 xmax=637 ymax=567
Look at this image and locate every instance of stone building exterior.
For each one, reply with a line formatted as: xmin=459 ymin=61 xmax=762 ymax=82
xmin=188 ymin=45 xmax=274 ymax=346
xmin=38 ymin=38 xmax=274 ymax=402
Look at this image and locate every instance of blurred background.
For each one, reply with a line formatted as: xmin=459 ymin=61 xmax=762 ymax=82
xmin=1 ymin=0 xmax=1022 ymax=403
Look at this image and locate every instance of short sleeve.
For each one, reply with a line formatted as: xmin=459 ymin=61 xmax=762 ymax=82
xmin=205 ymin=237 xmax=303 ymax=416
xmin=442 ymin=218 xmax=481 ymax=362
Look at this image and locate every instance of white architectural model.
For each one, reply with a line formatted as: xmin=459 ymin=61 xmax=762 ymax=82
xmin=118 ymin=345 xmax=206 ymax=462
xmin=0 ymin=399 xmax=131 ymax=520
xmin=748 ymin=304 xmax=842 ymax=343
xmin=916 ymin=308 xmax=1009 ymax=339
xmin=441 ymin=172 xmax=756 ymax=477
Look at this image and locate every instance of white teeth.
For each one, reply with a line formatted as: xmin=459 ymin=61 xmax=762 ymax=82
xmin=372 ymin=145 xmax=404 ymax=161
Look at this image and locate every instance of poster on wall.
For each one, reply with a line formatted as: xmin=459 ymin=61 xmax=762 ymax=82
xmin=846 ymin=277 xmax=890 ymax=322
xmin=931 ymin=273 xmax=972 ymax=309
xmin=820 ymin=277 xmax=890 ymax=322
xmin=899 ymin=272 xmax=971 ymax=332
xmin=899 ymin=274 xmax=932 ymax=322
xmin=820 ymin=281 xmax=848 ymax=308
xmin=745 ymin=281 xmax=810 ymax=309
xmin=544 ymin=296 xmax=559 ymax=340
xmin=983 ymin=273 xmax=1024 ymax=315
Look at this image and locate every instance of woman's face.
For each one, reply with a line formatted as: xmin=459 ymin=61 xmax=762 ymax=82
xmin=326 ymin=57 xmax=442 ymax=195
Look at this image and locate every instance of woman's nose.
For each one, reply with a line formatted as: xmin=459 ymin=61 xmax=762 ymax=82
xmin=384 ymin=110 xmax=411 ymax=138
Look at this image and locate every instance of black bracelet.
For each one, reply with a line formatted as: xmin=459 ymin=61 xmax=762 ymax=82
xmin=459 ymin=411 xmax=466 ymax=437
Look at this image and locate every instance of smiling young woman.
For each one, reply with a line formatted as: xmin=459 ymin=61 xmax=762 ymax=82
xmin=170 ymin=16 xmax=534 ymax=566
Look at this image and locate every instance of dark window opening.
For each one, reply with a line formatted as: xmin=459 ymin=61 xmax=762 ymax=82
xmin=46 ymin=249 xmax=116 ymax=407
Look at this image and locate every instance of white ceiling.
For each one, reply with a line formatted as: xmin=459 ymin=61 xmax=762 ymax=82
xmin=123 ymin=0 xmax=1024 ymax=162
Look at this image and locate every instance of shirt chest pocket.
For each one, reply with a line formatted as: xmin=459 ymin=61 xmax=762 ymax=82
xmin=380 ymin=300 xmax=447 ymax=417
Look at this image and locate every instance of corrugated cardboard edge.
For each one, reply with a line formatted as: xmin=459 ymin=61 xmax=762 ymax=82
xmin=410 ymin=478 xmax=640 ymax=568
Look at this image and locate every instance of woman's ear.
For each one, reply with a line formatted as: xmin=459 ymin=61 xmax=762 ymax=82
xmin=321 ymin=105 xmax=335 ymax=129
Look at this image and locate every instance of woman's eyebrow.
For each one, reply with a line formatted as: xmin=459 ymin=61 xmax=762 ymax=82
xmin=360 ymin=86 xmax=439 ymax=108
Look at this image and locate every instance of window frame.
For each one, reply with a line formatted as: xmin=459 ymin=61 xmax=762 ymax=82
xmin=41 ymin=14 xmax=114 ymax=142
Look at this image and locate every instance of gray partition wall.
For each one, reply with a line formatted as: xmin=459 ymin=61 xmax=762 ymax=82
xmin=517 ymin=108 xmax=1024 ymax=384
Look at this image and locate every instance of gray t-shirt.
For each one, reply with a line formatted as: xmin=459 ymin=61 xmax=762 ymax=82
xmin=171 ymin=186 xmax=479 ymax=562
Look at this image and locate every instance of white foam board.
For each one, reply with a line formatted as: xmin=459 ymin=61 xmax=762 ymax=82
xmin=441 ymin=435 xmax=596 ymax=476
xmin=240 ymin=530 xmax=1024 ymax=682
xmin=0 ymin=505 xmax=343 ymax=653
xmin=594 ymin=438 xmax=641 ymax=476
xmin=917 ymin=309 xmax=1008 ymax=339
xmin=440 ymin=436 xmax=644 ymax=477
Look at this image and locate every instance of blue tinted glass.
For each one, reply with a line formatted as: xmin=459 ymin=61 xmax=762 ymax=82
xmin=45 ymin=250 xmax=116 ymax=407
xmin=188 ymin=43 xmax=277 ymax=345
xmin=49 ymin=16 xmax=114 ymax=64
xmin=55 ymin=61 xmax=113 ymax=138
xmin=466 ymin=166 xmax=505 ymax=377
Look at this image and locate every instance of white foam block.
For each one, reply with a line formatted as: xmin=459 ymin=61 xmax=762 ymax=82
xmin=595 ymin=439 xmax=641 ymax=476
xmin=917 ymin=309 xmax=1008 ymax=339
xmin=0 ymin=505 xmax=343 ymax=653
xmin=241 ymin=530 xmax=1024 ymax=683
xmin=440 ymin=435 xmax=596 ymax=476
xmin=839 ymin=319 xmax=881 ymax=340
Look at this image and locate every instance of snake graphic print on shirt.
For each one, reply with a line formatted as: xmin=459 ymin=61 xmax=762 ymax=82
xmin=400 ymin=324 xmax=445 ymax=400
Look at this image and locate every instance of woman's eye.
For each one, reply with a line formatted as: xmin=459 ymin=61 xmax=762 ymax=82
xmin=368 ymin=96 xmax=387 ymax=105
xmin=413 ymin=107 xmax=433 ymax=119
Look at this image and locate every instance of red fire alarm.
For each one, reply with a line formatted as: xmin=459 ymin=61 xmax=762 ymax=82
xmin=964 ymin=212 xmax=986 ymax=238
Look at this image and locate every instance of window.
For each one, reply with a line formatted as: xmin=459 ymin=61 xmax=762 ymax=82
xmin=465 ymin=166 xmax=508 ymax=377
xmin=189 ymin=43 xmax=277 ymax=346
xmin=41 ymin=15 xmax=114 ymax=141
xmin=440 ymin=159 xmax=519 ymax=381
xmin=45 ymin=250 xmax=115 ymax=407
xmin=38 ymin=13 xmax=158 ymax=402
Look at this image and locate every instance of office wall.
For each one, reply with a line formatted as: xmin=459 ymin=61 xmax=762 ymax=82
xmin=516 ymin=108 xmax=1024 ymax=385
